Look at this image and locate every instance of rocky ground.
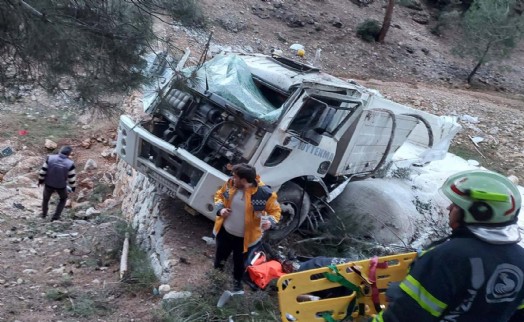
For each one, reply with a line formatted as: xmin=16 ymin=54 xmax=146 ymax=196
xmin=0 ymin=0 xmax=523 ymax=320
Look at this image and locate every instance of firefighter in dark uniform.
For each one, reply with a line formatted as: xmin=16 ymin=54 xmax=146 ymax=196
xmin=374 ymin=169 xmax=524 ymax=322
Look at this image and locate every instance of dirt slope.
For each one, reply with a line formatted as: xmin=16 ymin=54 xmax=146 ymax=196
xmin=197 ymin=0 xmax=524 ymax=93
xmin=0 ymin=0 xmax=523 ymax=320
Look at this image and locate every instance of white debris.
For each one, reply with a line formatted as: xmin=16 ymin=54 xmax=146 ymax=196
xmin=470 ymin=136 xmax=484 ymax=144
xmin=202 ymin=236 xmax=216 ymax=245
xmin=460 ymin=114 xmax=479 ymax=123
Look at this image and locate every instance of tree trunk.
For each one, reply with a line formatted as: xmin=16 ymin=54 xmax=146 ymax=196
xmin=378 ymin=0 xmax=395 ymax=43
xmin=467 ymin=42 xmax=491 ymax=83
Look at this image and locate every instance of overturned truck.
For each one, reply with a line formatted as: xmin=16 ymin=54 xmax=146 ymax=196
xmin=117 ymin=51 xmax=460 ymax=240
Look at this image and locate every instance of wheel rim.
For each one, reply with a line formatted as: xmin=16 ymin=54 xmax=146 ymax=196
xmin=273 ymin=201 xmax=297 ymax=232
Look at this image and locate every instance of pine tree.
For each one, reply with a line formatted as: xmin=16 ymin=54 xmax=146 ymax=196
xmin=454 ymin=0 xmax=524 ymax=83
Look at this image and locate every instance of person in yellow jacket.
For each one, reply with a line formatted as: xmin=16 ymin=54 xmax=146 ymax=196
xmin=213 ymin=163 xmax=281 ymax=292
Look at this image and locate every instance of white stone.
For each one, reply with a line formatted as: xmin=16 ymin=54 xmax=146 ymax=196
xmin=158 ymin=284 xmax=171 ymax=294
xmin=84 ymin=159 xmax=98 ymax=171
xmin=52 ymin=267 xmax=65 ymax=274
xmin=162 ymin=291 xmax=192 ymax=300
xmin=22 ymin=269 xmax=37 ymax=274
xmin=85 ymin=207 xmax=101 ymax=217
xmin=101 ymin=148 xmax=115 ymax=159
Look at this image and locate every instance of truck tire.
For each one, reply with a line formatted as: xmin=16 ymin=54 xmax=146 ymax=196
xmin=268 ymin=182 xmax=311 ymax=241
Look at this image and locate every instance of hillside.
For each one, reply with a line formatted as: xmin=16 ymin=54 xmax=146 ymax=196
xmin=195 ymin=0 xmax=524 ymax=93
xmin=0 ymin=0 xmax=523 ymax=320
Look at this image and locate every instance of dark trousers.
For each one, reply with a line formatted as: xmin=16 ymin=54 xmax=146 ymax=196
xmin=42 ymin=185 xmax=68 ymax=219
xmin=214 ymin=228 xmax=245 ymax=282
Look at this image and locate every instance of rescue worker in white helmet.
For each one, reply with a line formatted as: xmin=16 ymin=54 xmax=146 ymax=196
xmin=373 ymin=169 xmax=524 ymax=322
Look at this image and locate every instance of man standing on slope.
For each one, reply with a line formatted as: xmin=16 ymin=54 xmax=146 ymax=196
xmin=374 ymin=169 xmax=524 ymax=322
xmin=213 ymin=163 xmax=281 ymax=292
xmin=38 ymin=145 xmax=77 ymax=221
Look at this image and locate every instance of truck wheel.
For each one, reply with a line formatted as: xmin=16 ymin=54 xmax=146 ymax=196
xmin=268 ymin=182 xmax=311 ymax=241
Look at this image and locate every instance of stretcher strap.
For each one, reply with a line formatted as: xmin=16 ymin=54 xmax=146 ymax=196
xmin=323 ymin=264 xmax=361 ymax=293
xmin=322 ymin=265 xmax=361 ymax=322
xmin=369 ymin=256 xmax=388 ymax=312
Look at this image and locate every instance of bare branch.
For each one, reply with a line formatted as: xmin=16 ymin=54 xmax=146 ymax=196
xmin=14 ymin=0 xmax=51 ymax=22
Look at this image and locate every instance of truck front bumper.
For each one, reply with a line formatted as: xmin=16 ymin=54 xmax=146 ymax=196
xmin=117 ymin=115 xmax=228 ymax=220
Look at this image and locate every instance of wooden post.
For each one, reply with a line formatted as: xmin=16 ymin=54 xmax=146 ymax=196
xmin=120 ymin=232 xmax=130 ymax=280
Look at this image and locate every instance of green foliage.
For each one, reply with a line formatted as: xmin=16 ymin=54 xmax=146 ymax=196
xmin=398 ymin=0 xmax=422 ymax=10
xmin=121 ymin=231 xmax=159 ymax=293
xmin=66 ymin=293 xmax=111 ymax=317
xmin=425 ymin=0 xmax=474 ymax=10
xmin=430 ymin=10 xmax=461 ymax=36
xmin=391 ymin=167 xmax=413 ymax=180
xmin=453 ymin=0 xmax=524 ymax=82
xmin=413 ymin=196 xmax=433 ymax=214
xmin=0 ymin=111 xmax=77 ymax=148
xmin=155 ymin=269 xmax=280 ymax=322
xmin=449 ymin=145 xmax=479 ymax=160
xmin=0 ymin=0 xmax=204 ymax=101
xmin=356 ymin=19 xmax=381 ymax=42
xmin=0 ymin=0 xmax=154 ymax=101
xmin=88 ymin=182 xmax=115 ymax=204
xmin=46 ymin=288 xmax=110 ymax=317
xmin=46 ymin=288 xmax=70 ymax=301
xmin=155 ymin=0 xmax=206 ymax=26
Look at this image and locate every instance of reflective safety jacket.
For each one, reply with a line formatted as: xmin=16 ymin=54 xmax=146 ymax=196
xmin=373 ymin=227 xmax=524 ymax=322
xmin=213 ymin=176 xmax=281 ymax=253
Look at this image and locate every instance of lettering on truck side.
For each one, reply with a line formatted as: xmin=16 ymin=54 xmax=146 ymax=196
xmin=288 ymin=137 xmax=335 ymax=161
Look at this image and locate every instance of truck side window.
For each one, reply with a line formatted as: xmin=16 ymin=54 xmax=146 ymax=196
xmin=289 ymin=98 xmax=324 ymax=133
xmin=325 ymin=102 xmax=356 ymax=133
xmin=289 ymin=96 xmax=357 ymax=136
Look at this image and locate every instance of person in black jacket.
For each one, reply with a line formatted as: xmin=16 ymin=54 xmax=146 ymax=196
xmin=374 ymin=169 xmax=524 ymax=322
xmin=38 ymin=146 xmax=77 ymax=221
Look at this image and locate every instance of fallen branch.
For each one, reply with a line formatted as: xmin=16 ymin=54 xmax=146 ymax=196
xmin=15 ymin=0 xmax=51 ymax=22
xmin=120 ymin=232 xmax=130 ymax=280
xmin=469 ymin=135 xmax=486 ymax=159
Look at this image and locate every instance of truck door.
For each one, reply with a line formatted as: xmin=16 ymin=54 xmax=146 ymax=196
xmin=253 ymin=88 xmax=361 ymax=185
xmin=330 ymin=109 xmax=420 ymax=177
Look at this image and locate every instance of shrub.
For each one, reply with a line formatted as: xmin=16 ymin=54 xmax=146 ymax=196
xmin=155 ymin=269 xmax=280 ymax=321
xmin=66 ymin=293 xmax=111 ymax=318
xmin=399 ymin=0 xmax=422 ymax=10
xmin=156 ymin=0 xmax=206 ymax=27
xmin=430 ymin=10 xmax=461 ymax=36
xmin=391 ymin=167 xmax=412 ymax=180
xmin=356 ymin=19 xmax=381 ymax=42
xmin=120 ymin=226 xmax=159 ymax=294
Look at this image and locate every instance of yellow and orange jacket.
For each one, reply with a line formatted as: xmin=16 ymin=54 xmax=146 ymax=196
xmin=213 ymin=176 xmax=281 ymax=253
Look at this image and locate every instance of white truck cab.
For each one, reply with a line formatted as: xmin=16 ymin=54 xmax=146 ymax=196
xmin=117 ymin=51 xmax=460 ymax=239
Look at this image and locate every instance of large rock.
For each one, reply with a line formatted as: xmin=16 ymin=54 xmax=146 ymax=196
xmin=44 ymin=139 xmax=57 ymax=150
xmin=412 ymin=12 xmax=429 ymax=25
xmin=4 ymin=156 xmax=42 ymax=181
xmin=84 ymin=159 xmax=98 ymax=171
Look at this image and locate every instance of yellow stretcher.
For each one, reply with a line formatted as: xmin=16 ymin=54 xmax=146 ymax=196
xmin=277 ymin=252 xmax=417 ymax=322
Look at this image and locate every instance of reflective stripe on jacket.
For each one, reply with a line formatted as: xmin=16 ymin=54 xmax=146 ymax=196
xmin=374 ymin=227 xmax=524 ymax=322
